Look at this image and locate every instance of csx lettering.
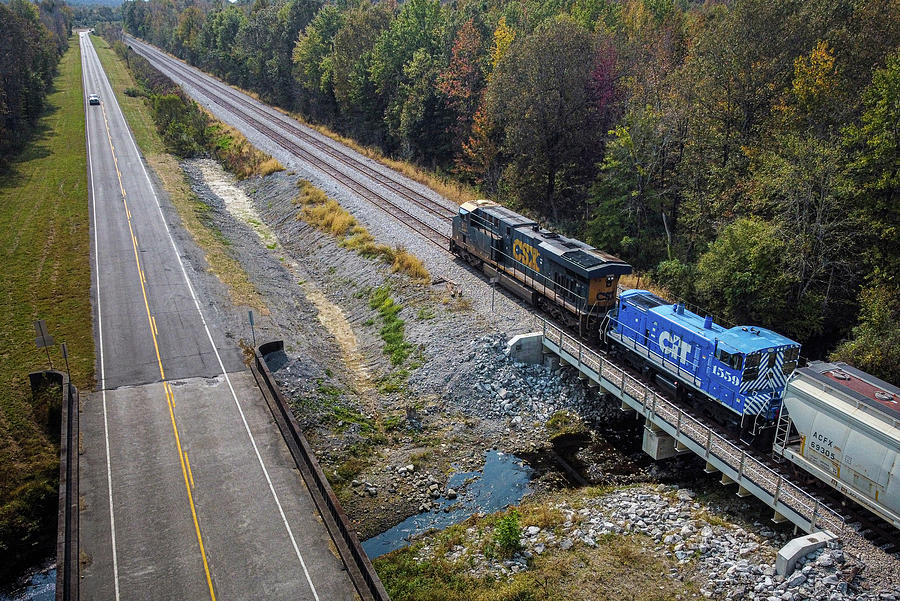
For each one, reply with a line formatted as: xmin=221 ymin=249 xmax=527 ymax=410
xmin=658 ymin=331 xmax=692 ymax=365
xmin=512 ymin=239 xmax=540 ymax=272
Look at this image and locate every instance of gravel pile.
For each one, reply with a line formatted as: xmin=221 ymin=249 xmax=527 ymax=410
xmin=411 ymin=485 xmax=900 ymax=600
xmin=411 ymin=334 xmax=619 ymax=435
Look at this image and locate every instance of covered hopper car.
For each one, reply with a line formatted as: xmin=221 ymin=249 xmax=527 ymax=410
xmin=774 ymin=362 xmax=900 ymax=530
xmin=450 ymin=200 xmax=631 ymax=333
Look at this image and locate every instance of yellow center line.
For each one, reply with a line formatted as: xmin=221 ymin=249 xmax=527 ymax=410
xmin=99 ymin=102 xmax=216 ymax=601
xmin=185 ymin=451 xmax=196 ymax=489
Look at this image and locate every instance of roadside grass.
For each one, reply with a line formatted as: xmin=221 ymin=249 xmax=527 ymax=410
xmin=294 ymin=179 xmax=430 ymax=283
xmin=374 ymin=490 xmax=701 ymax=601
xmin=91 ymin=35 xmax=266 ymax=311
xmin=0 ymin=39 xmax=91 ymax=582
xmin=204 ymin=116 xmax=285 ymax=179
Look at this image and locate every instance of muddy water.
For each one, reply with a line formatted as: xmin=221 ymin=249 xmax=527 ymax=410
xmin=194 ymin=159 xmax=374 ymax=398
xmin=362 ymin=450 xmax=533 ymax=558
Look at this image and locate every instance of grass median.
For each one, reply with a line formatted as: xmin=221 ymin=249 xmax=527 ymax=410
xmin=0 ymin=38 xmax=91 ymax=583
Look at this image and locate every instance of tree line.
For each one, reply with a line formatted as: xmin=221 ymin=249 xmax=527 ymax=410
xmin=123 ymin=0 xmax=900 ymax=381
xmin=0 ymin=0 xmax=73 ymax=165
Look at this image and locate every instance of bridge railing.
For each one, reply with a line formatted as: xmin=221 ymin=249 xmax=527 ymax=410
xmin=29 ymin=370 xmax=79 ymax=601
xmin=253 ymin=341 xmax=390 ymax=601
xmin=541 ymin=320 xmax=850 ymax=538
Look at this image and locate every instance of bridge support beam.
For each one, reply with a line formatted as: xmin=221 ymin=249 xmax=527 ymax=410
xmin=642 ymin=425 xmax=689 ymax=460
xmin=506 ymin=332 xmax=544 ymax=365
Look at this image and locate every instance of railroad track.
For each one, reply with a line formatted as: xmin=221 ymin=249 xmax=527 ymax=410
xmin=129 ymin=36 xmax=899 ymax=558
xmin=129 ymin=38 xmax=453 ymax=249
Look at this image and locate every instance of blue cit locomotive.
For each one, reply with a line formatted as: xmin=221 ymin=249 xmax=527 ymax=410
xmin=605 ymin=290 xmax=801 ymax=425
xmin=450 ymin=200 xmax=631 ymax=331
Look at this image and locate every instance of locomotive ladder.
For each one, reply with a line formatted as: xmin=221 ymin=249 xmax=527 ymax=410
xmin=771 ymin=406 xmax=794 ymax=463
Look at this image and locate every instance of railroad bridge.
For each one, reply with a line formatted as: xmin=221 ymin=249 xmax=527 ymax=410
xmin=511 ymin=321 xmax=852 ymax=537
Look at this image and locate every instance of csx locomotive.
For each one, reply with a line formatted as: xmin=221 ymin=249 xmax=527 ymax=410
xmin=606 ymin=289 xmax=801 ymax=430
xmin=450 ymin=199 xmax=632 ymax=333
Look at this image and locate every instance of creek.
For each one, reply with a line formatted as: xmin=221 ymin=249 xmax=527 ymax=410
xmin=0 ymin=566 xmax=55 ymax=601
xmin=362 ymin=450 xmax=533 ymax=558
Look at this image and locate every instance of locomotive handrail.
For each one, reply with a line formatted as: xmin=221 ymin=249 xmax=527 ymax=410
xmin=540 ymin=319 xmax=850 ymax=539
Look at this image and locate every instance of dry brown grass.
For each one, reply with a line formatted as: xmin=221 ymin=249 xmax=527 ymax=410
xmin=619 ymin=272 xmax=673 ymax=300
xmin=294 ymin=180 xmax=430 ymax=282
xmin=258 ymin=158 xmax=284 ymax=176
xmin=519 ymin=501 xmax=566 ymax=531
xmin=391 ymin=249 xmax=430 ymax=282
xmin=303 ymin=199 xmax=356 ymax=236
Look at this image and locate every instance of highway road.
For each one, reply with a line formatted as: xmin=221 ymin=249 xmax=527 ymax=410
xmin=77 ymin=32 xmax=357 ymax=600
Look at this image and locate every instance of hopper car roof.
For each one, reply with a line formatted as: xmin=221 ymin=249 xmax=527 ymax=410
xmin=620 ymin=290 xmax=798 ymax=354
xmin=799 ymin=361 xmax=900 ymax=420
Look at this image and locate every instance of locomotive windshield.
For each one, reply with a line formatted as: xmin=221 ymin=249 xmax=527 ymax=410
xmin=782 ymin=346 xmax=800 ymax=375
xmin=743 ymin=353 xmax=761 ymax=381
xmin=715 ymin=348 xmax=743 ymax=370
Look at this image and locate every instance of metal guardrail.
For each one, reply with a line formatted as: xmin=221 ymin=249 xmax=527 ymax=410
xmin=252 ymin=341 xmax=390 ymax=601
xmin=541 ymin=321 xmax=852 ymax=537
xmin=29 ymin=370 xmax=79 ymax=601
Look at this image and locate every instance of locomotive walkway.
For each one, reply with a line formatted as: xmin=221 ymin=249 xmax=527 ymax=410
xmin=77 ymin=32 xmax=370 ymax=600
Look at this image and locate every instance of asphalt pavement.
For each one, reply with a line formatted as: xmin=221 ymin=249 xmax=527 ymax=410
xmin=77 ymin=32 xmax=358 ymax=601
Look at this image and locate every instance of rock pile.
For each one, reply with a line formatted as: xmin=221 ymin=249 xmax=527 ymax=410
xmin=432 ymin=335 xmax=621 ymax=430
xmin=412 ymin=484 xmax=899 ymax=600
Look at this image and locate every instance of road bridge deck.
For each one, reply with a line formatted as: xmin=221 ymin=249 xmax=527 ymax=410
xmin=78 ymin=32 xmax=359 ymax=600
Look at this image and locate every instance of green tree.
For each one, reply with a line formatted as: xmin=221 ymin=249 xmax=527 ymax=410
xmin=844 ymin=51 xmax=900 ymax=276
xmin=201 ymin=7 xmax=247 ymax=82
xmin=587 ymin=103 xmax=680 ymax=269
xmin=486 ymin=15 xmax=600 ymax=221
xmin=693 ymin=218 xmax=794 ymax=332
xmin=292 ymin=5 xmax=344 ymax=99
xmin=331 ymin=2 xmax=392 ymax=140
xmin=369 ymin=0 xmax=448 ymax=158
xmin=747 ymin=134 xmax=856 ymax=341
xmin=831 ymin=281 xmax=900 ymax=384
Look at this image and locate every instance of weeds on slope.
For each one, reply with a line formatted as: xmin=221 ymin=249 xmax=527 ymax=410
xmin=294 ymin=179 xmax=431 ymax=283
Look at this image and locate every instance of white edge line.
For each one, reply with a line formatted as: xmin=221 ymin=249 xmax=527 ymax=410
xmin=85 ymin=35 xmax=322 ymax=601
xmin=82 ymin=33 xmax=121 ymax=601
